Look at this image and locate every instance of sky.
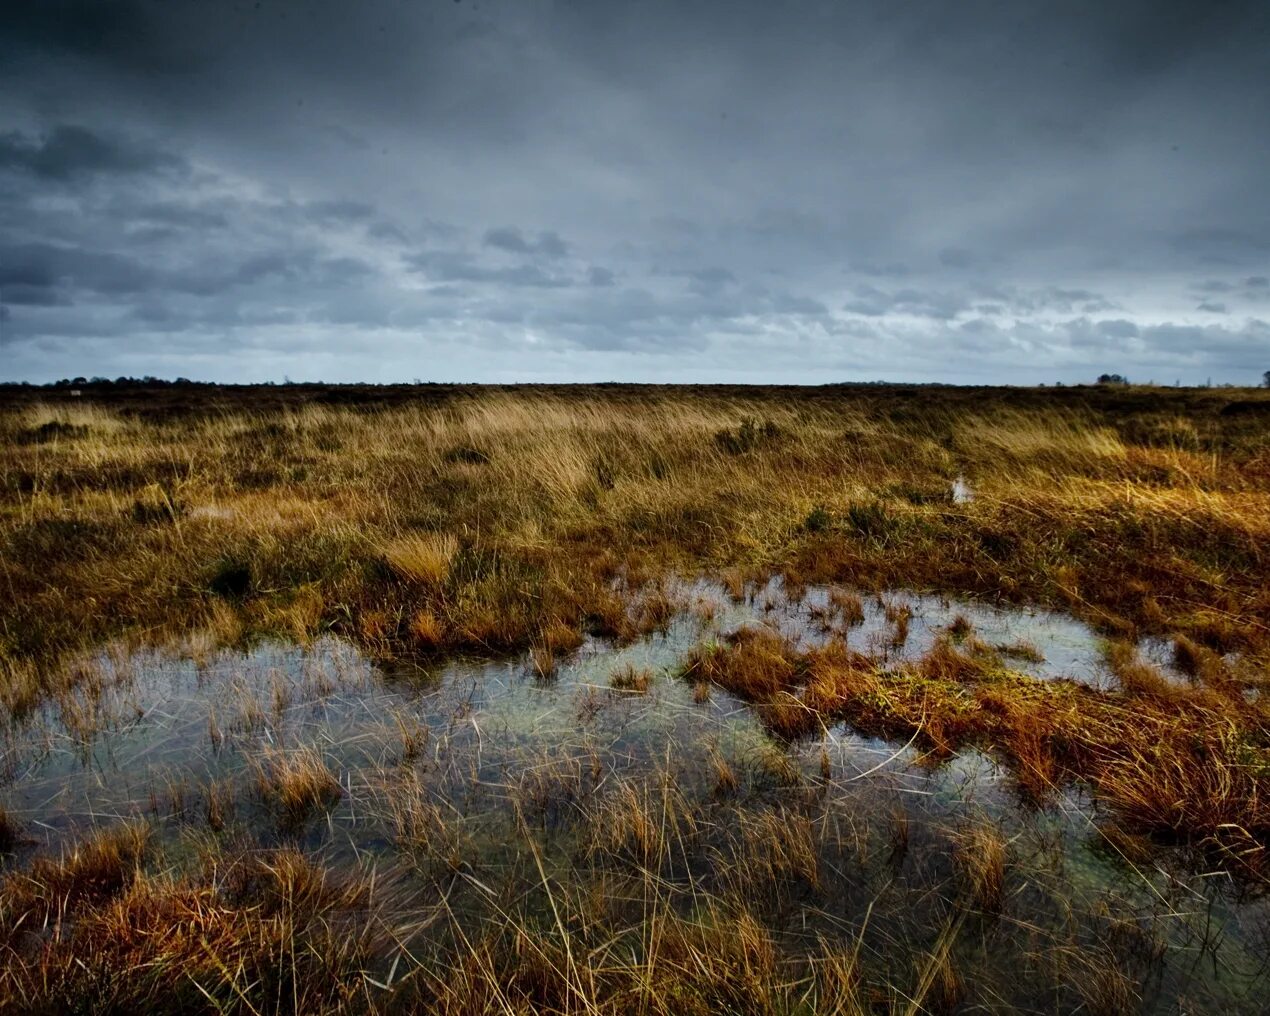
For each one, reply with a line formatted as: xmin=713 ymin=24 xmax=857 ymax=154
xmin=2 ymin=0 xmax=1268 ymax=386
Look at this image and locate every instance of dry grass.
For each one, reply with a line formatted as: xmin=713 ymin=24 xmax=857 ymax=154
xmin=381 ymin=531 xmax=458 ymax=587
xmin=953 ymin=821 xmax=1008 ymax=914
xmin=684 ymin=625 xmax=1270 ymax=867
xmin=829 ymin=586 xmax=866 ymax=625
xmin=254 ymin=747 xmax=343 ymax=827
xmin=0 ymin=843 xmax=385 ymax=1014
xmin=609 ymin=663 xmax=654 ymax=694
xmin=684 ymin=626 xmax=800 ymax=702
xmin=0 ymin=385 xmax=1264 ymax=672
xmin=0 ymin=822 xmax=149 ymax=929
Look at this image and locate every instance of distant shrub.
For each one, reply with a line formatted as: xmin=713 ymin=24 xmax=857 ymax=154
xmin=714 ymin=417 xmax=780 ymax=455
xmin=845 ymin=500 xmax=892 ymax=539
xmin=209 ymin=558 xmax=253 ymax=599
xmin=442 ymin=445 xmax=491 ymax=465
xmin=803 ymin=505 xmax=832 ymax=532
xmin=15 ymin=421 xmax=89 ymax=445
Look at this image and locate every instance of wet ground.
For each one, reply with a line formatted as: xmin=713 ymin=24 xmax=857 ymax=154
xmin=0 ymin=577 xmax=1265 ymax=1012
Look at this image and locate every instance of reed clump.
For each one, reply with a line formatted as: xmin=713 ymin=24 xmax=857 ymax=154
xmin=953 ymin=821 xmax=1008 ymax=914
xmin=609 ymin=663 xmax=654 ymax=694
xmin=254 ymin=747 xmax=342 ymax=827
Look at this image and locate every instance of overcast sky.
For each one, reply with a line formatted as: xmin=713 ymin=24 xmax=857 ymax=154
xmin=2 ymin=0 xmax=1268 ymax=385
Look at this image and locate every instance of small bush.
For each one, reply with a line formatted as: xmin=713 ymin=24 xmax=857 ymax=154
xmin=714 ymin=417 xmax=780 ymax=455
xmin=15 ymin=421 xmax=89 ymax=445
xmin=442 ymin=445 xmax=491 ymax=465
xmin=208 ymin=558 xmax=252 ymax=599
xmin=804 ymin=505 xmax=832 ymax=532
xmin=846 ymin=500 xmax=892 ymax=540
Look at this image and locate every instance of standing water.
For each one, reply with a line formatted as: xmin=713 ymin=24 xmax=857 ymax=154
xmin=0 ymin=578 xmax=1263 ymax=1013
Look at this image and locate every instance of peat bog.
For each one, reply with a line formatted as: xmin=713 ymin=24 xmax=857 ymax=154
xmin=1 ymin=382 xmax=1268 ymax=1014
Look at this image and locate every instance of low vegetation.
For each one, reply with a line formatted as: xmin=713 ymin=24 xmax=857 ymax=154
xmin=0 ymin=380 xmax=1267 ymax=1013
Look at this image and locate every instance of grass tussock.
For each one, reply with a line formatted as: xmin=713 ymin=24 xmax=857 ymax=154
xmin=953 ymin=821 xmax=1008 ymax=914
xmin=609 ymin=663 xmax=654 ymax=694
xmin=0 ymin=845 xmax=383 ymax=1015
xmin=381 ymin=531 xmax=458 ymax=587
xmin=254 ymin=747 xmax=343 ymax=827
xmin=0 ymin=822 xmax=149 ymax=929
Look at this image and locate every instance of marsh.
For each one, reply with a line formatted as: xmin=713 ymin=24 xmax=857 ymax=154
xmin=0 ymin=382 xmax=1268 ymax=1013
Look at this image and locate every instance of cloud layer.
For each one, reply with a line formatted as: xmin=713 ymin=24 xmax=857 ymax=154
xmin=2 ymin=0 xmax=1268 ymax=384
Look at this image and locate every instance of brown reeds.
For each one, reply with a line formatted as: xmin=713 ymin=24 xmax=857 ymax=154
xmin=254 ymin=747 xmax=343 ymax=827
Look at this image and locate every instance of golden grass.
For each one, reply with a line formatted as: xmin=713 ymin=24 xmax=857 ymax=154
xmin=0 ymin=822 xmax=149 ymax=927
xmin=381 ymin=531 xmax=458 ymax=587
xmin=0 ymin=843 xmax=384 ymax=1014
xmin=609 ymin=663 xmax=654 ymax=694
xmin=3 ymin=385 xmax=1269 ymax=675
xmin=684 ymin=627 xmax=1270 ymax=867
xmin=254 ymin=747 xmax=343 ymax=827
xmin=953 ymin=821 xmax=1008 ymax=914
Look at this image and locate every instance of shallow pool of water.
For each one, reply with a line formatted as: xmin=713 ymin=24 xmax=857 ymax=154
xmin=0 ymin=579 xmax=1263 ymax=1013
xmin=0 ymin=578 xmax=1207 ymax=841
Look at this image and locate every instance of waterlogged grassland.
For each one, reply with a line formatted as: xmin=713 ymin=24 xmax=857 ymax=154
xmin=0 ymin=382 xmax=1268 ymax=1014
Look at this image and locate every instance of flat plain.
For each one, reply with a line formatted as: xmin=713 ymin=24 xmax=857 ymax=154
xmin=1 ymin=381 xmax=1268 ymax=1014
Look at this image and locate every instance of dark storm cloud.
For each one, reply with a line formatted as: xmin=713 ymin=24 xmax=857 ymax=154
xmin=0 ymin=125 xmax=186 ymax=181
xmin=404 ymin=250 xmax=573 ymax=289
xmin=0 ymin=242 xmax=154 ymax=296
xmin=843 ymin=286 xmax=970 ymax=321
xmin=2 ymin=0 xmax=1268 ymax=382
xmin=483 ymin=227 xmax=569 ymax=259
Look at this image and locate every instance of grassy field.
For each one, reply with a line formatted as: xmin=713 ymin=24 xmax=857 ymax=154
xmin=0 ymin=381 xmax=1268 ymax=1013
